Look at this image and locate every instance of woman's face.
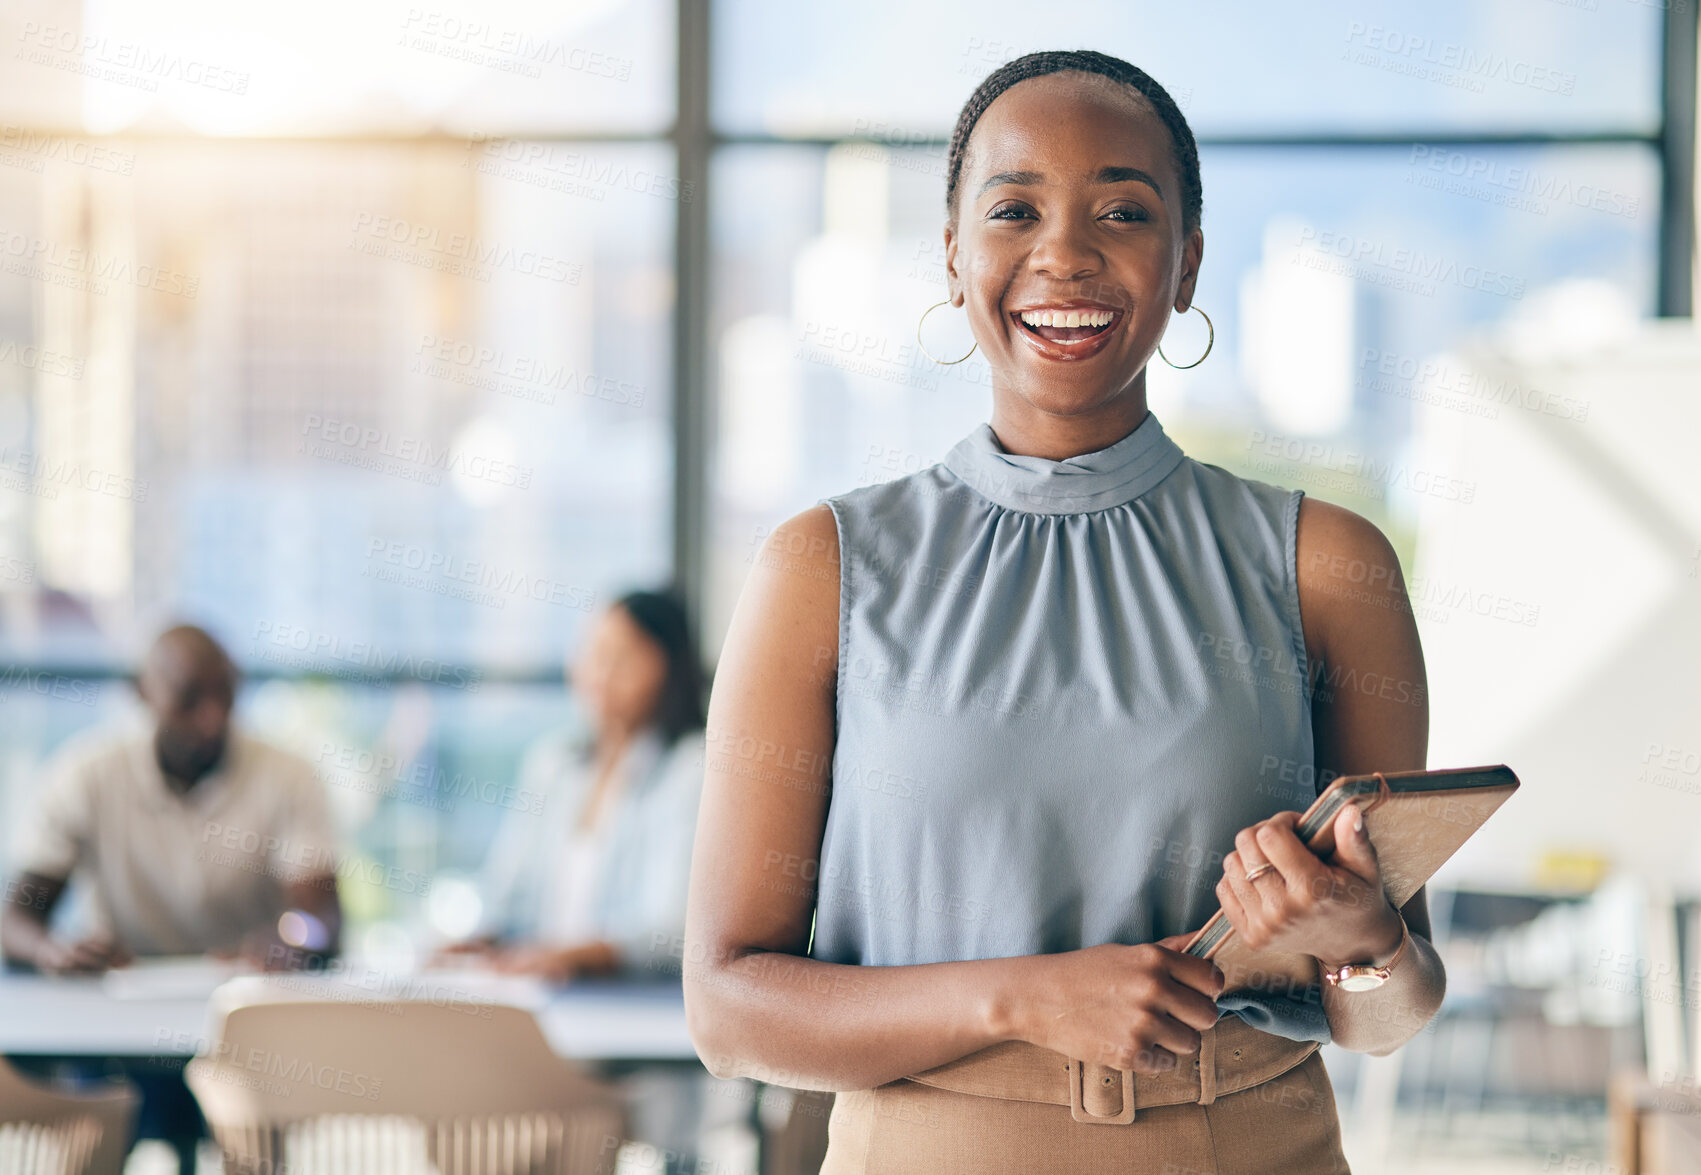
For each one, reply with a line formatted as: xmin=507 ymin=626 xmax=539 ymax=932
xmin=944 ymin=72 xmax=1203 ymax=421
xmin=569 ymin=605 xmax=669 ymax=736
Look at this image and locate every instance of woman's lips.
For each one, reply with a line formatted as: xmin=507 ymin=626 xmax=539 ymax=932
xmin=1008 ymin=309 xmax=1125 ymax=361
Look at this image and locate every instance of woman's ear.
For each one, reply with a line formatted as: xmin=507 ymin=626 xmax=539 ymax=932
xmin=943 ymin=223 xmax=963 ymax=306
xmin=1174 ymin=225 xmax=1204 ymax=313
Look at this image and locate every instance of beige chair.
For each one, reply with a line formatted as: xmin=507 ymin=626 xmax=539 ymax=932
xmin=185 ymin=996 xmax=627 ymax=1175
xmin=0 ymin=1055 xmax=138 ymax=1175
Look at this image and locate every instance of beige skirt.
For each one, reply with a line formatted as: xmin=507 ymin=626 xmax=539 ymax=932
xmin=818 ymin=1019 xmax=1350 ymax=1174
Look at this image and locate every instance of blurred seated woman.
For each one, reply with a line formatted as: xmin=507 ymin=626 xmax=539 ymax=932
xmin=451 ymin=588 xmax=708 ymax=981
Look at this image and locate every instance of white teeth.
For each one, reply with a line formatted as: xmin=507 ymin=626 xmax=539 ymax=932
xmin=1019 ymin=308 xmax=1115 ymax=329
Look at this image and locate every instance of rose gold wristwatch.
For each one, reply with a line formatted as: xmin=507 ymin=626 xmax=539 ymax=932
xmin=1321 ymin=920 xmax=1411 ymax=992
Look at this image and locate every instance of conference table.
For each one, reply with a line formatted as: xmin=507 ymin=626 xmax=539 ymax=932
xmin=0 ymin=959 xmax=698 ymax=1061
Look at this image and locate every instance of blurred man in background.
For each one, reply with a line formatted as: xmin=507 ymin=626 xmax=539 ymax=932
xmin=1 ymin=623 xmax=342 ymax=972
xmin=1 ymin=623 xmax=345 ymax=1174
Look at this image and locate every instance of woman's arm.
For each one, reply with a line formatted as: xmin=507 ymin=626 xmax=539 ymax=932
xmin=683 ymin=506 xmax=1226 ymax=1090
xmin=1216 ymin=496 xmax=1443 ymax=1056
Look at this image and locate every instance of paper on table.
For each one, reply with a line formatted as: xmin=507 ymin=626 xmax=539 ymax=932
xmin=208 ymin=966 xmax=553 ymax=1011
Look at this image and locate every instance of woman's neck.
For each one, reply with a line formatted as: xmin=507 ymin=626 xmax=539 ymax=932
xmin=987 ymin=383 xmax=1150 ymax=461
xmin=593 ymin=725 xmax=636 ymax=768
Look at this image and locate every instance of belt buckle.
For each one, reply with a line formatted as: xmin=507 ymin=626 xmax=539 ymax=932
xmin=1067 ymin=1059 xmax=1136 ymax=1125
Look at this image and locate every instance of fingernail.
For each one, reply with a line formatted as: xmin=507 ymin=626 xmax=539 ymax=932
xmin=1352 ymin=807 xmax=1364 ymax=833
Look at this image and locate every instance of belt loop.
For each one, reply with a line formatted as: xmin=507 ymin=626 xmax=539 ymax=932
xmin=1196 ymin=1025 xmax=1219 ymax=1106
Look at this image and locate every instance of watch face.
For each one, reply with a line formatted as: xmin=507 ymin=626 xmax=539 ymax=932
xmin=1338 ymin=972 xmax=1385 ymax=993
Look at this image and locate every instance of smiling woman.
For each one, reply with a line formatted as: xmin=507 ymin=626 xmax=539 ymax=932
xmin=685 ymin=48 xmax=1441 ymax=1174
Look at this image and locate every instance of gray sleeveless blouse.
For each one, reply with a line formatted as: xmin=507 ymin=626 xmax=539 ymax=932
xmin=813 ymin=410 xmax=1331 ymax=1042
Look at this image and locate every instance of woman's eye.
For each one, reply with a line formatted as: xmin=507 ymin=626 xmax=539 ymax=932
xmin=986 ymin=205 xmax=1147 ymax=223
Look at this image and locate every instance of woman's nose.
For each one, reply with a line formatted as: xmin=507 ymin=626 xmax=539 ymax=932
xmin=1028 ymin=216 xmax=1101 ymax=282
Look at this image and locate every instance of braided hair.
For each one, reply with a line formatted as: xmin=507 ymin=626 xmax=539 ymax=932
xmin=945 ymin=50 xmax=1201 ymax=238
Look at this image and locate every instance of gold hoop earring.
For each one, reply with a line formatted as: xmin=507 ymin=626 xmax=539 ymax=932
xmin=1157 ymin=305 xmax=1213 ymax=370
xmin=917 ymin=299 xmax=978 ymax=365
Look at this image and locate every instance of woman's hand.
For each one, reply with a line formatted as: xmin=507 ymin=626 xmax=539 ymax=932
xmin=37 ymin=933 xmax=131 ymax=975
xmin=491 ymin=944 xmax=581 ymax=981
xmin=1216 ymin=806 xmax=1405 ymax=967
xmin=428 ymin=935 xmax=499 ymax=968
xmin=1012 ymin=935 xmax=1226 ymax=1074
xmin=490 ymin=940 xmax=620 ymax=982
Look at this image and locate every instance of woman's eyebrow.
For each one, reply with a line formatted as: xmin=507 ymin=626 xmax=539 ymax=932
xmin=976 ymin=169 xmax=1043 ymax=197
xmin=976 ymin=166 xmax=1165 ymax=201
xmin=1096 ymin=166 xmax=1164 ymax=201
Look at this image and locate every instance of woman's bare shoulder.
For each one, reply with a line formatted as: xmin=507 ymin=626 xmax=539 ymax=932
xmin=758 ymin=503 xmax=841 ymax=568
xmin=1294 ymin=495 xmax=1422 ymax=693
xmin=1295 ymin=496 xmax=1407 ymax=616
xmin=722 ymin=503 xmax=842 ymax=690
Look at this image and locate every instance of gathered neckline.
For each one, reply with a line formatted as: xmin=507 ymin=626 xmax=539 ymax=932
xmin=941 ymin=411 xmax=1186 ymax=515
